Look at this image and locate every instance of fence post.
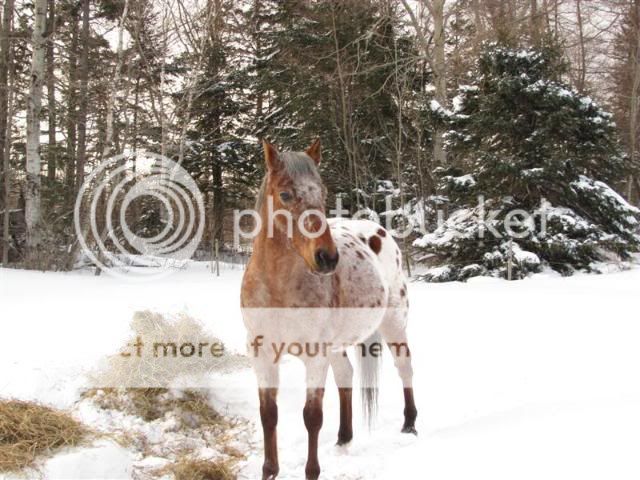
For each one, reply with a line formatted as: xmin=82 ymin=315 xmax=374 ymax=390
xmin=507 ymin=237 xmax=513 ymax=281
xmin=215 ymin=239 xmax=220 ymax=277
xmin=211 ymin=241 xmax=216 ymax=273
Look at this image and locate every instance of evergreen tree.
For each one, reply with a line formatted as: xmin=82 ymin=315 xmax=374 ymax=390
xmin=179 ymin=0 xmax=257 ymax=247
xmin=246 ymin=0 xmax=418 ymax=211
xmin=415 ymin=45 xmax=640 ymax=281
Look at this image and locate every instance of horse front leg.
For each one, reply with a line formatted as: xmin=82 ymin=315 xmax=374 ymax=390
xmin=255 ymin=359 xmax=280 ymax=479
xmin=259 ymin=387 xmax=279 ymax=479
xmin=303 ymin=361 xmax=329 ymax=479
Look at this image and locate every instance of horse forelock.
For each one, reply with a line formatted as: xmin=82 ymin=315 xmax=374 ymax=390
xmin=255 ymin=151 xmax=322 ymax=211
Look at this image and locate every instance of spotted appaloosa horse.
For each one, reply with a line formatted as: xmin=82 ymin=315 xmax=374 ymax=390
xmin=240 ymin=139 xmax=417 ymax=480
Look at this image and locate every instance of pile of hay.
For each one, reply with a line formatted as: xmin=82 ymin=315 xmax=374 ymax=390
xmin=0 ymin=399 xmax=87 ymax=473
xmin=168 ymin=457 xmax=236 ymax=480
xmin=82 ymin=388 xmax=225 ymax=427
xmin=81 ymin=388 xmax=246 ymax=479
xmin=88 ymin=311 xmax=248 ymax=389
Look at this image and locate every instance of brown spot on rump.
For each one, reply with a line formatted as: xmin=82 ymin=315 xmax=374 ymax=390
xmin=356 ymin=251 xmax=365 ymax=260
xmin=377 ymin=228 xmax=387 ymax=238
xmin=368 ymin=235 xmax=382 ymax=255
xmin=400 ymin=286 xmax=407 ymax=297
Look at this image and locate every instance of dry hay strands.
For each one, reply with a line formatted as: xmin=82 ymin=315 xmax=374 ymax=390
xmin=0 ymin=399 xmax=88 ymax=473
xmin=81 ymin=388 xmax=226 ymax=428
xmin=165 ymin=456 xmax=237 ymax=480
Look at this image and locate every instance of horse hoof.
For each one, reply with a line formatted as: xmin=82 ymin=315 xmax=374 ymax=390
xmin=262 ymin=464 xmax=279 ymax=480
xmin=336 ymin=433 xmax=353 ymax=446
xmin=305 ymin=462 xmax=321 ymax=480
xmin=401 ymin=425 xmax=418 ymax=435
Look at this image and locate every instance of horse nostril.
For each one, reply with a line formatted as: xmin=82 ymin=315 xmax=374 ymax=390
xmin=315 ymin=249 xmax=339 ymax=272
xmin=315 ymin=249 xmax=328 ymax=268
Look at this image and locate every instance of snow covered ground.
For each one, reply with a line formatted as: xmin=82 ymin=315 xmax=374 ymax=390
xmin=1 ymin=262 xmax=640 ymax=479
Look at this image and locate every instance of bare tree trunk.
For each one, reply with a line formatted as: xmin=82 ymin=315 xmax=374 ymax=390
xmin=472 ymin=0 xmax=485 ymax=49
xmin=65 ymin=9 xmax=78 ymax=207
xmin=1 ymin=0 xmax=14 ymax=265
xmin=89 ymin=0 xmax=129 ymax=275
xmin=75 ymin=0 xmax=89 ymax=191
xmin=400 ymin=0 xmax=447 ymax=167
xmin=575 ymin=0 xmax=586 ymax=92
xmin=103 ymin=0 xmax=129 ymax=161
xmin=208 ymin=0 xmax=225 ymax=245
xmin=176 ymin=0 xmax=216 ymax=167
xmin=331 ymin=3 xmax=360 ymax=204
xmin=530 ymin=0 xmax=540 ymax=45
xmin=159 ymin=3 xmax=169 ymax=160
xmin=628 ymin=0 xmax=640 ymax=204
xmin=25 ymin=0 xmax=47 ymax=265
xmin=46 ymin=0 xmax=56 ymax=181
xmin=253 ymin=0 xmax=263 ymax=120
xmin=0 ymin=0 xmax=14 ymax=216
xmin=2 ymin=92 xmax=11 ymax=265
xmin=432 ymin=0 xmax=447 ymax=166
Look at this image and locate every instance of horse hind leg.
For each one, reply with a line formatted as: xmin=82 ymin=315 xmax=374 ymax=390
xmin=378 ymin=314 xmax=418 ymax=435
xmin=330 ymin=352 xmax=354 ymax=445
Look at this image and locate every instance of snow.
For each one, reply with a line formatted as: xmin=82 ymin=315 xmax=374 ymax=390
xmin=42 ymin=441 xmax=135 ymax=480
xmin=510 ymin=242 xmax=541 ymax=266
xmin=429 ymin=99 xmax=452 ymax=117
xmin=2 ymin=263 xmax=640 ymax=479
xmin=572 ymin=175 xmax=640 ymax=215
xmin=448 ymin=174 xmax=476 ymax=187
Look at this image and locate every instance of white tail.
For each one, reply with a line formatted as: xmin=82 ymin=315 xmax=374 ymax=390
xmin=358 ymin=331 xmax=382 ymax=428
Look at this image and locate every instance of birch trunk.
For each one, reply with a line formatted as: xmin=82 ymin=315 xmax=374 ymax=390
xmin=25 ymin=0 xmax=47 ymax=263
xmin=46 ymin=0 xmax=56 ymax=181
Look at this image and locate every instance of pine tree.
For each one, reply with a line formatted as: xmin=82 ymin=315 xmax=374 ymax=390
xmin=246 ymin=0 xmax=418 ymax=211
xmin=415 ymin=44 xmax=640 ymax=281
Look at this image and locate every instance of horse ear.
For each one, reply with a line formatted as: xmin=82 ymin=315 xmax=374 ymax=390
xmin=262 ymin=139 xmax=282 ymax=172
xmin=306 ymin=138 xmax=322 ymax=165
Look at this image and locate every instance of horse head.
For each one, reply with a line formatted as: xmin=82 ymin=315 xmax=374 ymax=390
xmin=259 ymin=139 xmax=339 ymax=275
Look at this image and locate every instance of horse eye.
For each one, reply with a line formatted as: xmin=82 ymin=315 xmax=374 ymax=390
xmin=279 ymin=191 xmax=292 ymax=202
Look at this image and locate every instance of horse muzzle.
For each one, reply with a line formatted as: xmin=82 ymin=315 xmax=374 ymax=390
xmin=314 ymin=248 xmax=339 ymax=274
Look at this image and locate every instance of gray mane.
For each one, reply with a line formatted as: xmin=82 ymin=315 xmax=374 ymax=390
xmin=255 ymin=151 xmax=320 ymax=210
